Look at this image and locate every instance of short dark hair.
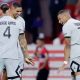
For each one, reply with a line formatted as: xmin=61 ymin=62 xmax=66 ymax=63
xmin=12 ymin=2 xmax=22 ymax=8
xmin=0 ymin=3 xmax=9 ymax=13
xmin=58 ymin=9 xmax=70 ymax=15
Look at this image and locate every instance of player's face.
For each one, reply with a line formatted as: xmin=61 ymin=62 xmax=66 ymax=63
xmin=36 ymin=40 xmax=43 ymax=47
xmin=11 ymin=6 xmax=22 ymax=18
xmin=15 ymin=7 xmax=22 ymax=16
xmin=58 ymin=14 xmax=67 ymax=25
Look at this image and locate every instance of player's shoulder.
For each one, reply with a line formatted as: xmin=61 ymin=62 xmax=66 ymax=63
xmin=72 ymin=19 xmax=80 ymax=27
xmin=68 ymin=18 xmax=80 ymax=25
xmin=0 ymin=16 xmax=16 ymax=21
xmin=17 ymin=16 xmax=25 ymax=22
xmin=63 ymin=18 xmax=76 ymax=30
xmin=65 ymin=18 xmax=74 ymax=25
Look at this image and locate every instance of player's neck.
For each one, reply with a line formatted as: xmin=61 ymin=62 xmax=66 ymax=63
xmin=10 ymin=14 xmax=14 ymax=19
xmin=2 ymin=14 xmax=8 ymax=16
xmin=67 ymin=16 xmax=71 ymax=21
xmin=9 ymin=13 xmax=16 ymax=19
xmin=64 ymin=17 xmax=71 ymax=24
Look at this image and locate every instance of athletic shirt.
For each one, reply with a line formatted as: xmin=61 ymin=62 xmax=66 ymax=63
xmin=16 ymin=16 xmax=25 ymax=34
xmin=37 ymin=47 xmax=49 ymax=70
xmin=0 ymin=16 xmax=24 ymax=59
xmin=16 ymin=16 xmax=25 ymax=60
xmin=62 ymin=18 xmax=80 ymax=59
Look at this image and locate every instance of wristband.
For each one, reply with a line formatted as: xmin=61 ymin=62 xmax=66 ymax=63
xmin=63 ymin=61 xmax=68 ymax=64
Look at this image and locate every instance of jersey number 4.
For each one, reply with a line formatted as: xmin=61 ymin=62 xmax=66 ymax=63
xmin=3 ymin=27 xmax=11 ymax=38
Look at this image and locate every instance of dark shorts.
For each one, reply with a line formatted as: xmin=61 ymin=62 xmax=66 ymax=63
xmin=37 ymin=68 xmax=49 ymax=80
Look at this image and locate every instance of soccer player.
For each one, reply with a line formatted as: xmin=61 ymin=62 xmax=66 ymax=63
xmin=57 ymin=9 xmax=80 ymax=80
xmin=34 ymin=38 xmax=49 ymax=80
xmin=0 ymin=3 xmax=33 ymax=80
xmin=2 ymin=2 xmax=34 ymax=80
xmin=10 ymin=2 xmax=34 ymax=64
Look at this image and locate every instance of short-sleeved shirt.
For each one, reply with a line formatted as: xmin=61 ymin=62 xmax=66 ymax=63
xmin=16 ymin=16 xmax=25 ymax=60
xmin=16 ymin=16 xmax=25 ymax=34
xmin=63 ymin=18 xmax=80 ymax=58
xmin=0 ymin=16 xmax=23 ymax=59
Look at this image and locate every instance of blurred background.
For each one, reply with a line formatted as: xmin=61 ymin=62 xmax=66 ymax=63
xmin=0 ymin=0 xmax=80 ymax=80
xmin=21 ymin=0 xmax=80 ymax=44
xmin=1 ymin=0 xmax=80 ymax=44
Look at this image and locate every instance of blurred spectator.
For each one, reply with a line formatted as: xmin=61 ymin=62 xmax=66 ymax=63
xmin=0 ymin=0 xmax=13 ymax=3
xmin=67 ymin=0 xmax=77 ymax=5
xmin=21 ymin=0 xmax=41 ymax=43
xmin=32 ymin=17 xmax=43 ymax=28
xmin=0 ymin=0 xmax=21 ymax=3
xmin=32 ymin=17 xmax=43 ymax=43
xmin=65 ymin=0 xmax=78 ymax=18
xmin=39 ymin=0 xmax=52 ymax=42
xmin=74 ymin=0 xmax=80 ymax=20
xmin=34 ymin=38 xmax=49 ymax=80
xmin=50 ymin=0 xmax=67 ymax=39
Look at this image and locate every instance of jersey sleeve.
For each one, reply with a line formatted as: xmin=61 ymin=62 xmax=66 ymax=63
xmin=62 ymin=24 xmax=73 ymax=38
xmin=17 ymin=19 xmax=25 ymax=34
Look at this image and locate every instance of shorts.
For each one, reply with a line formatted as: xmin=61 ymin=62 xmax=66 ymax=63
xmin=70 ymin=57 xmax=80 ymax=72
xmin=0 ymin=58 xmax=24 ymax=79
xmin=37 ymin=68 xmax=49 ymax=80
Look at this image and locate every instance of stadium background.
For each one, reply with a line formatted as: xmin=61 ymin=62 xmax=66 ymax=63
xmin=0 ymin=0 xmax=80 ymax=80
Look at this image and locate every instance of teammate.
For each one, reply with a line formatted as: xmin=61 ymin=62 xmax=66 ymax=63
xmin=10 ymin=2 xmax=33 ymax=64
xmin=2 ymin=2 xmax=33 ymax=80
xmin=57 ymin=9 xmax=80 ymax=80
xmin=0 ymin=3 xmax=33 ymax=80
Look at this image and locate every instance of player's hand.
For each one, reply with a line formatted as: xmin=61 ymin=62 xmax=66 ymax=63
xmin=58 ymin=64 xmax=67 ymax=73
xmin=24 ymin=57 xmax=34 ymax=66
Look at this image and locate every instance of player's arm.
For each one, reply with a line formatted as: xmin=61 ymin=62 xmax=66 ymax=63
xmin=58 ymin=25 xmax=72 ymax=72
xmin=58 ymin=37 xmax=71 ymax=72
xmin=19 ymin=33 xmax=34 ymax=65
xmin=62 ymin=24 xmax=72 ymax=64
xmin=19 ymin=33 xmax=29 ymax=58
xmin=64 ymin=37 xmax=71 ymax=62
